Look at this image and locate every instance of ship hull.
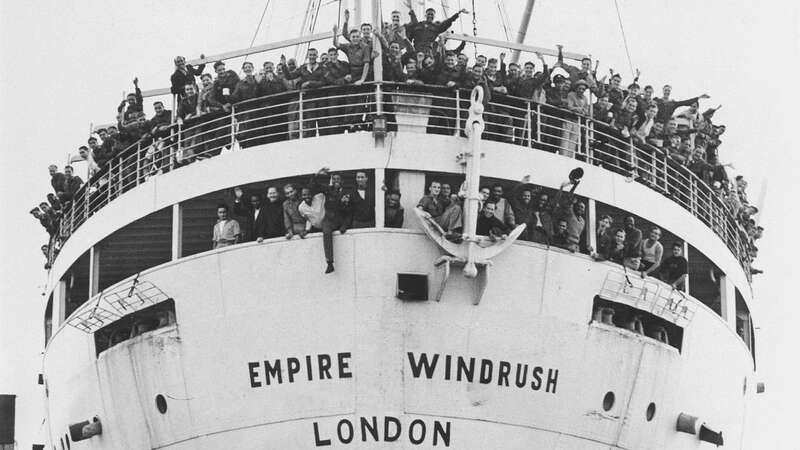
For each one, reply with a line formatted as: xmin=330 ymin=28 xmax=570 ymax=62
xmin=43 ymin=230 xmax=754 ymax=449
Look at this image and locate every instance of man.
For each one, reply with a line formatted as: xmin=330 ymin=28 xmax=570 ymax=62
xmin=623 ymin=216 xmax=643 ymax=269
xmin=476 ymin=202 xmax=509 ymax=241
xmin=350 ymin=171 xmax=375 ymax=228
xmin=488 ymin=184 xmax=515 ymax=228
xmin=553 ymin=180 xmax=585 ymax=253
xmin=417 ymin=180 xmax=462 ymax=241
xmin=149 ymin=101 xmax=173 ymax=135
xmin=283 ymin=184 xmax=307 ymax=239
xmin=298 ymin=185 xmax=326 ymax=233
xmin=406 ymin=7 xmax=469 ymax=52
xmin=212 ymin=204 xmax=241 ymax=249
xmin=31 ymin=207 xmax=56 ymax=235
xmin=116 ymin=77 xmax=143 ymax=124
xmin=639 ymin=227 xmax=664 ymax=279
xmin=212 ymin=61 xmax=241 ymax=109
xmin=591 ymin=214 xmax=613 ymax=255
xmin=550 ymin=219 xmax=571 ymax=250
xmin=170 ymin=55 xmax=206 ymax=99
xmin=383 ymin=10 xmax=407 ymax=45
xmin=385 ymin=190 xmax=404 ymax=228
xmin=310 ymin=168 xmax=351 ymax=274
xmin=529 ymin=191 xmax=553 ymax=245
xmin=233 ymin=188 xmax=267 ymax=242
xmin=334 ymin=20 xmax=372 ymax=85
xmin=592 ymin=228 xmax=626 ymax=264
xmin=555 ymin=49 xmax=598 ymax=94
xmin=261 ymin=186 xmax=287 ymax=240
xmin=49 ymin=165 xmax=66 ymax=195
xmin=59 ymin=165 xmax=83 ymax=203
xmin=509 ymin=176 xmax=536 ymax=241
xmin=660 ymin=242 xmax=688 ymax=290
xmin=655 ymin=84 xmax=710 ymax=124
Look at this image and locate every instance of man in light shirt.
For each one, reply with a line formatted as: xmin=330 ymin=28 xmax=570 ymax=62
xmin=212 ymin=204 xmax=241 ymax=249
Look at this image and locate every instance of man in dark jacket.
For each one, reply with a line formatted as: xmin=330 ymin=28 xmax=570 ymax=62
xmin=349 ymin=171 xmax=375 ymax=228
xmin=406 ymin=7 xmax=469 ymax=52
xmin=49 ymin=165 xmax=66 ymax=194
xmin=170 ymin=55 xmax=206 ymax=99
xmin=212 ymin=61 xmax=240 ymax=109
xmin=310 ymin=167 xmax=351 ymax=274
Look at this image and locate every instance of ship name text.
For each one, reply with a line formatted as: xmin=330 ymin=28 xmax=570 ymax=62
xmin=407 ymin=352 xmax=559 ymax=394
xmin=247 ymin=352 xmax=352 ymax=387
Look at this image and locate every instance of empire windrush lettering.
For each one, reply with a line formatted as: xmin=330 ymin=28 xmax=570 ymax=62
xmin=313 ymin=416 xmax=451 ymax=447
xmin=407 ymin=352 xmax=559 ymax=393
xmin=247 ymin=352 xmax=353 ymax=387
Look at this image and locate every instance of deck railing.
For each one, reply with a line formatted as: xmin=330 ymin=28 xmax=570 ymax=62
xmin=55 ymin=82 xmax=753 ymax=275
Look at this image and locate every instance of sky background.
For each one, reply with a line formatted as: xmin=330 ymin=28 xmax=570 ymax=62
xmin=1 ymin=0 xmax=798 ymax=448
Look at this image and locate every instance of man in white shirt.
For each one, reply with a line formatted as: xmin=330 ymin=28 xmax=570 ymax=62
xmin=212 ymin=204 xmax=241 ymax=249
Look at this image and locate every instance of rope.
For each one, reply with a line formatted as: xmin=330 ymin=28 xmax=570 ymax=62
xmin=612 ymin=0 xmax=635 ymax=79
xmin=471 ymin=0 xmax=478 ymax=58
xmin=244 ymin=0 xmax=272 ymax=63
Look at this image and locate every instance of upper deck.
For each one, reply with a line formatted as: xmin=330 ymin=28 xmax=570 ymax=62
xmin=53 ymin=81 xmax=753 ymax=276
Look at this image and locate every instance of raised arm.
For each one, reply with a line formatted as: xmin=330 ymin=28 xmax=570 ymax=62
xmin=436 ymin=9 xmax=467 ymax=33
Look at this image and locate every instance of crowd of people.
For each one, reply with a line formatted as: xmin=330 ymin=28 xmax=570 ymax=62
xmin=36 ymin=4 xmax=762 ymax=275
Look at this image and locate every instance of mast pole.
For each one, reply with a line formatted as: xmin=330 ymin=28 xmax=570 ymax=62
xmin=510 ymin=0 xmax=535 ymax=64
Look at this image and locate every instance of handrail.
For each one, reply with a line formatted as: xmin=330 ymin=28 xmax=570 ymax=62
xmin=55 ymin=82 xmax=753 ymax=278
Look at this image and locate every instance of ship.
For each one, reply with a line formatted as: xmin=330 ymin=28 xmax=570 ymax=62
xmin=38 ymin=1 xmax=763 ymax=448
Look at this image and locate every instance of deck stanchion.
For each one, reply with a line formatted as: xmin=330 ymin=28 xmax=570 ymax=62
xmin=535 ymin=103 xmax=541 ymax=148
xmin=298 ymin=92 xmax=304 ymax=140
xmin=454 ymin=90 xmax=461 ymax=137
xmin=525 ymin=101 xmax=532 ymax=147
xmin=230 ymin=105 xmax=236 ymax=149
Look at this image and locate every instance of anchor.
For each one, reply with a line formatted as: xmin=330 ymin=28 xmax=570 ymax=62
xmin=416 ymin=86 xmax=526 ymax=305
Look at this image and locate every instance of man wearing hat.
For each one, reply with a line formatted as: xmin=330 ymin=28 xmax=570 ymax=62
xmin=406 ymin=6 xmax=469 ymax=52
xmin=170 ymin=54 xmax=206 ymax=100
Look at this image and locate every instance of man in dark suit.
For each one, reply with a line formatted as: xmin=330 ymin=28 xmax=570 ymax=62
xmin=233 ymin=188 xmax=268 ymax=242
xmin=349 ymin=171 xmax=374 ymax=229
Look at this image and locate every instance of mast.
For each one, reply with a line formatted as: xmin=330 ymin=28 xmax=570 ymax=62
xmin=510 ymin=0 xmax=535 ymax=64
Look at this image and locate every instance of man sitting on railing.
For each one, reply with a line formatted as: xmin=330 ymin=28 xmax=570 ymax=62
xmin=417 ymin=180 xmax=462 ymax=243
xmin=310 ymin=167 xmax=352 ymax=274
xmin=170 ymin=55 xmax=206 ymax=100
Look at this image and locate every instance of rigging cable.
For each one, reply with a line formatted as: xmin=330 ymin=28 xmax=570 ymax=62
xmin=612 ymin=0 xmax=635 ymax=79
xmin=244 ymin=0 xmax=272 ymax=64
xmin=471 ymin=0 xmax=478 ymax=58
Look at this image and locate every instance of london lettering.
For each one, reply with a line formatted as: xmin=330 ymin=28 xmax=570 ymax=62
xmin=406 ymin=352 xmax=559 ymax=394
xmin=313 ymin=416 xmax=451 ymax=447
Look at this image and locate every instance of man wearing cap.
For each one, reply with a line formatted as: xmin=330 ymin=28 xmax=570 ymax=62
xmin=170 ymin=54 xmax=206 ymax=100
xmin=406 ymin=6 xmax=469 ymax=52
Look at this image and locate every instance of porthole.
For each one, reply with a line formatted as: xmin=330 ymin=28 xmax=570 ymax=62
xmin=602 ymin=391 xmax=615 ymax=411
xmin=646 ymin=402 xmax=656 ymax=421
xmin=155 ymin=394 xmax=168 ymax=414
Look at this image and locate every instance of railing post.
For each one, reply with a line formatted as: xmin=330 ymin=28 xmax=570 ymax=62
xmin=689 ymin=178 xmax=697 ymax=216
xmin=628 ymin=137 xmax=636 ymax=178
xmin=230 ymin=104 xmax=236 ymax=149
xmin=70 ymin=199 xmax=75 ymax=234
xmin=375 ymin=82 xmax=383 ymax=116
xmin=173 ymin=123 xmax=180 ymax=170
xmin=298 ymin=91 xmax=304 ymax=140
xmin=662 ymin=153 xmax=669 ymax=192
xmin=525 ymin=101 xmax=532 ymax=147
xmin=454 ymin=89 xmax=461 ymax=137
xmin=136 ymin=142 xmax=141 ymax=186
xmin=535 ymin=103 xmax=541 ymax=147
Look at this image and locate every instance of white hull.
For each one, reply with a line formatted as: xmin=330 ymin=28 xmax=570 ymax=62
xmin=43 ymin=230 xmax=755 ymax=449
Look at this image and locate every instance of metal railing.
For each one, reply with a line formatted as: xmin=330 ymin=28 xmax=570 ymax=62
xmin=55 ymin=82 xmax=753 ymax=275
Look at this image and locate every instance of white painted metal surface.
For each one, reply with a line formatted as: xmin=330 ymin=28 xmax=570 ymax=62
xmin=43 ymin=231 xmax=755 ymax=449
